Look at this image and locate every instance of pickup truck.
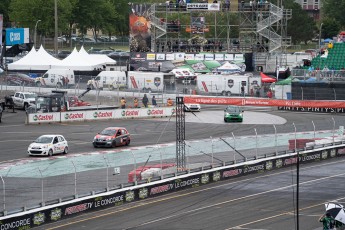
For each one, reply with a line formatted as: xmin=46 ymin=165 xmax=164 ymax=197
xmin=5 ymin=92 xmax=37 ymax=110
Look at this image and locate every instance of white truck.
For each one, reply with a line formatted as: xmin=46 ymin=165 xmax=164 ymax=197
xmin=87 ymin=71 xmax=127 ymax=90
xmin=127 ymin=71 xmax=176 ymax=92
xmin=5 ymin=92 xmax=37 ymax=110
xmin=197 ymin=73 xmax=261 ymax=96
xmin=36 ymin=69 xmax=75 ymax=88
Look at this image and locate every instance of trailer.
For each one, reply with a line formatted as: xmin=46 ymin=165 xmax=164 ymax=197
xmin=127 ymin=71 xmax=176 ymax=93
xmin=197 ymin=73 xmax=261 ymax=96
xmin=87 ymin=71 xmax=127 ymax=90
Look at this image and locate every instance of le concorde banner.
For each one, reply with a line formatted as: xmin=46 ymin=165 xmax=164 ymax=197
xmin=183 ymin=96 xmax=345 ymax=109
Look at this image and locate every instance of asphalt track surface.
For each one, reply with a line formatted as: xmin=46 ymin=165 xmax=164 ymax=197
xmin=37 ymin=158 xmax=345 ymax=230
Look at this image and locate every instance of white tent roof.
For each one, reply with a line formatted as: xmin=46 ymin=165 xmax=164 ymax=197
xmin=217 ymin=61 xmax=241 ymax=71
xmin=51 ymin=47 xmax=99 ymax=71
xmin=8 ymin=46 xmax=61 ymax=70
xmin=79 ymin=46 xmax=116 ymax=65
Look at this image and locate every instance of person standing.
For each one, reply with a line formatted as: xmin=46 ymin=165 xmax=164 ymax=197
xmin=142 ymin=94 xmax=149 ymax=108
xmin=152 ymin=96 xmax=157 ymax=107
xmin=319 ymin=212 xmax=335 ymax=230
xmin=167 ymin=98 xmax=174 ymax=106
xmin=133 ymin=98 xmax=139 ymax=108
xmin=120 ymin=97 xmax=126 ymax=109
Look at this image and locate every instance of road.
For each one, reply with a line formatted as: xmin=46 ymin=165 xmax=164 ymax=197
xmin=35 ymin=157 xmax=345 ymax=230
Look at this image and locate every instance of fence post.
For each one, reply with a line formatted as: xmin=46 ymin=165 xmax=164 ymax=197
xmin=103 ymin=156 xmax=109 ymax=191
xmin=273 ymin=125 xmax=277 ymax=155
xmin=210 ymin=136 xmax=214 ymax=167
xmin=333 ymin=88 xmax=337 ymax=101
xmin=312 ymin=120 xmax=316 ymax=140
xmin=71 ymin=161 xmax=77 ymax=198
xmin=293 ymin=123 xmax=297 ymax=152
xmin=301 ymin=87 xmax=304 ymax=100
xmin=37 ymin=168 xmax=44 ymax=206
xmin=254 ymin=128 xmax=258 ymax=158
xmin=232 ymin=132 xmax=236 ymax=163
xmin=0 ymin=175 xmax=5 ymax=213
xmin=131 ymin=151 xmax=137 ymax=182
xmin=157 ymin=145 xmax=163 ymax=178
xmin=332 ymin=117 xmax=335 ymax=144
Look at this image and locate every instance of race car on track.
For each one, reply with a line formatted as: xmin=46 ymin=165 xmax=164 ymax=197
xmin=93 ymin=127 xmax=131 ymax=148
xmin=28 ymin=135 xmax=68 ymax=156
xmin=224 ymin=105 xmax=243 ymax=122
xmin=184 ymin=103 xmax=201 ymax=112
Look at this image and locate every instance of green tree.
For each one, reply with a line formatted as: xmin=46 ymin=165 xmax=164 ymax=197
xmin=321 ymin=17 xmax=341 ymax=39
xmin=322 ymin=0 xmax=345 ymax=28
xmin=0 ymin=0 xmax=11 ymax=26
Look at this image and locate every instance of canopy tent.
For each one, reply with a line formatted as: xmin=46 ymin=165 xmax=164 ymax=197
xmin=275 ymin=76 xmax=293 ymax=85
xmin=79 ymin=46 xmax=116 ymax=66
xmin=216 ymin=61 xmax=241 ymax=74
xmin=8 ymin=46 xmax=61 ymax=71
xmin=51 ymin=47 xmax=101 ymax=71
xmin=260 ymin=72 xmax=277 ymax=83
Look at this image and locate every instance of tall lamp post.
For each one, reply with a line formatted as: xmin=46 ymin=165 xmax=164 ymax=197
xmin=54 ymin=0 xmax=58 ymax=55
xmin=318 ymin=23 xmax=323 ymax=69
xmin=34 ymin=20 xmax=41 ymax=49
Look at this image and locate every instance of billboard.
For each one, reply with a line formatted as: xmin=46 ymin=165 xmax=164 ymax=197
xmin=5 ymin=28 xmax=30 ymax=45
xmin=129 ymin=4 xmax=152 ymax=52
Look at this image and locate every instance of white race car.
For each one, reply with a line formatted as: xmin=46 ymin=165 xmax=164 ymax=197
xmin=28 ymin=135 xmax=68 ymax=156
xmin=184 ymin=103 xmax=201 ymax=112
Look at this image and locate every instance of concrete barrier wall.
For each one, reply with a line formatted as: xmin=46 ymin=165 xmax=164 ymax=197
xmin=27 ymin=107 xmax=176 ymax=124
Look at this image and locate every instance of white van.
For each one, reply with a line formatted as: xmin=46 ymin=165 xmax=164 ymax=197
xmin=36 ymin=69 xmax=75 ymax=88
xmin=87 ymin=71 xmax=127 ymax=90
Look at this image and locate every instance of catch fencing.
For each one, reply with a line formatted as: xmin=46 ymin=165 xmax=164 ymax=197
xmin=0 ymin=118 xmax=343 ymax=215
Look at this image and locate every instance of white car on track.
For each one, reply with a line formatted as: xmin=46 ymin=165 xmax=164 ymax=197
xmin=184 ymin=103 xmax=201 ymax=112
xmin=28 ymin=135 xmax=68 ymax=156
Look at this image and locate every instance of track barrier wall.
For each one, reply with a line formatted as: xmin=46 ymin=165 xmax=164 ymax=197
xmin=27 ymin=107 xmax=176 ymax=124
xmin=0 ymin=144 xmax=344 ymax=229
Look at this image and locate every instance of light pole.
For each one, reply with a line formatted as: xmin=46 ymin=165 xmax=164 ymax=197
xmin=54 ymin=0 xmax=58 ymax=55
xmin=318 ymin=23 xmax=323 ymax=69
xmin=34 ymin=20 xmax=41 ymax=49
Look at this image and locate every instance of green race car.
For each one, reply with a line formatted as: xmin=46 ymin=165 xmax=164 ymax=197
xmin=224 ymin=105 xmax=243 ymax=122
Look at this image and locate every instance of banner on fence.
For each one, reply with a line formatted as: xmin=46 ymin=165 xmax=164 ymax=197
xmin=184 ymin=96 xmax=345 ymax=108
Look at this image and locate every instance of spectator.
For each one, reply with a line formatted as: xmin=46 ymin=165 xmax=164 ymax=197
xmin=133 ymin=98 xmax=139 ymax=108
xmin=120 ymin=97 xmax=126 ymax=109
xmin=224 ymin=0 xmax=230 ymax=11
xmin=319 ymin=212 xmax=335 ymax=230
xmin=266 ymin=89 xmax=273 ymax=98
xmin=241 ymin=85 xmax=245 ymax=96
xmin=152 ymin=96 xmax=157 ymax=107
xmin=167 ymin=98 xmax=174 ymax=106
xmin=142 ymin=94 xmax=149 ymax=108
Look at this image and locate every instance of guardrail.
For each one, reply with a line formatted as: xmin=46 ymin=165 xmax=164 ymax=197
xmin=0 ymin=142 xmax=343 ymax=229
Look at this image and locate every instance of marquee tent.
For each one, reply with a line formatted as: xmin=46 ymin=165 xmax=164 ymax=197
xmin=260 ymin=72 xmax=277 ymax=83
xmin=8 ymin=46 xmax=61 ymax=71
xmin=79 ymin=46 xmax=116 ymax=66
xmin=216 ymin=61 xmax=242 ymax=74
xmin=51 ymin=47 xmax=101 ymax=71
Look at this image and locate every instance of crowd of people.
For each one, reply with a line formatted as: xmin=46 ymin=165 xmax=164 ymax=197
xmin=118 ymin=94 xmax=174 ymax=109
xmin=155 ymin=39 xmax=224 ymax=53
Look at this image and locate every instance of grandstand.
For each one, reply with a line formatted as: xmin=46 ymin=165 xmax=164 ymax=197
xmin=311 ymin=43 xmax=345 ymax=70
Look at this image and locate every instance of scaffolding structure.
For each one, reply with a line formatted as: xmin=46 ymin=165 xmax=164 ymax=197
xmin=175 ymin=97 xmax=186 ymax=171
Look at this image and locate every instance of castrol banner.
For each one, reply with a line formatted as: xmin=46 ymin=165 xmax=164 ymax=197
xmin=27 ymin=108 xmax=175 ymax=124
xmin=183 ymin=96 xmax=345 ymax=109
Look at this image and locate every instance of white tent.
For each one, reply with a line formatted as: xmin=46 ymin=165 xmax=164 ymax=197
xmin=79 ymin=46 xmax=116 ymax=65
xmin=216 ymin=61 xmax=242 ymax=74
xmin=51 ymin=47 xmax=100 ymax=71
xmin=8 ymin=46 xmax=61 ymax=71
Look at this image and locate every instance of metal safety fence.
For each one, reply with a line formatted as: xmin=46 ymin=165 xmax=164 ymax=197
xmin=0 ymin=118 xmax=343 ymax=215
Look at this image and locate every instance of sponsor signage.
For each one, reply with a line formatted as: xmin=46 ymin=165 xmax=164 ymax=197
xmin=278 ymin=107 xmax=345 ymax=113
xmin=186 ymin=3 xmax=220 ymax=11
xmin=194 ymin=54 xmax=204 ymax=60
xmin=204 ymin=53 xmax=214 ymax=61
xmin=184 ymin=54 xmax=195 ymax=60
xmin=166 ymin=53 xmax=175 ymax=61
xmin=146 ymin=53 xmax=155 ymax=60
xmin=214 ymin=54 xmax=224 ymax=60
xmin=156 ymin=53 xmax=165 ymax=60
xmin=6 ymin=28 xmax=30 ymax=45
xmin=175 ymin=53 xmax=185 ymax=61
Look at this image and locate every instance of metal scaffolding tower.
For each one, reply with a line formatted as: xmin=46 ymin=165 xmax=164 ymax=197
xmin=176 ymin=97 xmax=186 ymax=171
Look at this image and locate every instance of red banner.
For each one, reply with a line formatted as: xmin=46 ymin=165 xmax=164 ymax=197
xmin=183 ymin=96 xmax=345 ymax=108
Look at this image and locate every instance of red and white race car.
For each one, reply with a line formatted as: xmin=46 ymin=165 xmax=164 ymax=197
xmin=93 ymin=127 xmax=131 ymax=148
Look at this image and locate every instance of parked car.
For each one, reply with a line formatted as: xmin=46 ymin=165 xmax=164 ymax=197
xmin=98 ymin=50 xmax=114 ymax=55
xmin=88 ymin=48 xmax=103 ymax=54
xmin=1 ymin=73 xmax=35 ymax=86
xmin=93 ymin=127 xmax=131 ymax=148
xmin=28 ymin=135 xmax=68 ymax=156
xmin=224 ymin=105 xmax=243 ymax=122
xmin=79 ymin=37 xmax=96 ymax=45
xmin=108 ymin=51 xmax=130 ymax=60
xmin=57 ymin=50 xmax=71 ymax=59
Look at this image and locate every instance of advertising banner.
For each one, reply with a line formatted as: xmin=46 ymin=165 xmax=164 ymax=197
xmin=5 ymin=28 xmax=30 ymax=45
xmin=129 ymin=4 xmax=151 ymax=52
xmin=28 ymin=113 xmax=60 ymax=124
xmin=184 ymin=96 xmax=345 ymax=109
